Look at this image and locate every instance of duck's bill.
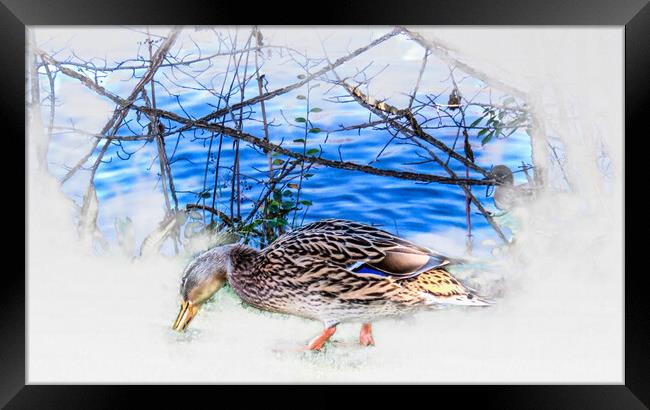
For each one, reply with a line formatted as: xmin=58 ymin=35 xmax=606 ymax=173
xmin=172 ymin=300 xmax=199 ymax=332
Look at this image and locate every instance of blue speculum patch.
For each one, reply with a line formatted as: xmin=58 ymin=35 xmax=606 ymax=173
xmin=353 ymin=265 xmax=390 ymax=277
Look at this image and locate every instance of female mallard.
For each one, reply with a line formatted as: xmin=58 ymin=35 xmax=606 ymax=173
xmin=172 ymin=218 xmax=490 ymax=350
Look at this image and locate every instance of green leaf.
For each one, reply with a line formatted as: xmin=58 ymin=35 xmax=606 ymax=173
xmin=477 ymin=128 xmax=489 ymax=137
xmin=199 ymin=191 xmax=211 ymax=198
xmin=293 ymin=138 xmax=305 ymax=143
xmin=297 ymin=74 xmax=306 ymax=79
xmin=273 ymin=158 xmax=284 ymax=165
xmin=310 ymin=107 xmax=323 ymax=113
xmin=300 ymin=200 xmax=312 ymax=206
xmin=295 ymin=117 xmax=307 ymax=123
xmin=282 ymin=190 xmax=292 ymax=196
xmin=287 ymin=183 xmax=299 ymax=189
xmin=304 ymin=173 xmax=314 ymax=178
xmin=306 ymin=148 xmax=320 ymax=156
xmin=296 ymin=95 xmax=307 ymax=100
xmin=481 ymin=131 xmax=494 ymax=146
xmin=469 ymin=117 xmax=483 ymax=128
xmin=308 ymin=128 xmax=321 ymax=134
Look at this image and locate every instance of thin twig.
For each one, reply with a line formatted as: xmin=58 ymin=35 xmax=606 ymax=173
xmin=399 ymin=27 xmax=528 ymax=101
xmin=168 ymin=28 xmax=402 ymax=135
xmin=338 ymin=78 xmax=508 ymax=242
xmin=51 ymin=28 xmax=181 ymax=183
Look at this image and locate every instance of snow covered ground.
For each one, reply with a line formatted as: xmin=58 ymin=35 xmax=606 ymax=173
xmin=27 ymin=170 xmax=622 ymax=383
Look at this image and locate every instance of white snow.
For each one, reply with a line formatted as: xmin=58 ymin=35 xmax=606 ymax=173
xmin=27 ymin=26 xmax=623 ymax=383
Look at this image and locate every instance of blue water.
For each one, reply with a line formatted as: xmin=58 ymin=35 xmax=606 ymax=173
xmin=47 ymin=32 xmax=533 ymax=249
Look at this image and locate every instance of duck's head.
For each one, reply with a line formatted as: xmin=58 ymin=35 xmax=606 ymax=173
xmin=172 ymin=244 xmax=236 ymax=332
xmin=491 ymin=165 xmax=514 ymax=186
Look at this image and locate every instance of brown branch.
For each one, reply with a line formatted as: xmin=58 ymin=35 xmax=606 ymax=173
xmin=233 ymin=31 xmax=255 ymax=221
xmin=253 ymin=26 xmax=274 ymax=240
xmin=41 ymin=48 xmax=475 ymax=190
xmin=21 ymin=63 xmax=489 ymax=190
xmin=342 ymin=81 xmax=492 ymax=178
xmin=44 ymin=31 xmax=498 ymax=189
xmin=126 ymin=103 xmax=497 ymax=186
xmin=415 ymin=138 xmax=509 ymax=243
xmin=145 ymin=30 xmax=179 ymax=213
xmin=215 ymin=125 xmax=495 ymax=186
xmin=143 ymin=90 xmax=172 ymax=212
xmin=409 ymin=48 xmax=429 ymax=110
xmin=41 ymin=80 xmax=493 ymax=187
xmin=337 ymin=79 xmax=508 ymax=242
xmin=41 ymin=57 xmax=56 ymax=139
xmin=38 ymin=52 xmax=129 ymax=106
xmin=167 ymin=28 xmax=402 ymax=135
xmin=204 ymin=36 xmax=241 ymax=225
xmin=41 ymin=27 xmax=181 ymax=183
xmin=40 ymin=44 xmax=313 ymax=73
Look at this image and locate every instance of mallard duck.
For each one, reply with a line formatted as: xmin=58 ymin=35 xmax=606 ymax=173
xmin=491 ymin=165 xmax=535 ymax=211
xmin=172 ymin=218 xmax=490 ymax=350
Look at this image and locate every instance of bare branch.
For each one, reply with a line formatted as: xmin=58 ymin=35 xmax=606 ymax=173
xmin=399 ymin=27 xmax=528 ymax=101
xmin=168 ymin=28 xmax=402 ymax=134
xmin=341 ymin=81 xmax=492 ymax=178
xmin=45 ymin=27 xmax=181 ymax=183
xmin=337 ymin=79 xmax=508 ymax=242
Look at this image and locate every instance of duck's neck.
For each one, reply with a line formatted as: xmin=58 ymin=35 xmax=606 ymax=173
xmin=227 ymin=243 xmax=261 ymax=276
xmin=227 ymin=243 xmax=265 ymax=305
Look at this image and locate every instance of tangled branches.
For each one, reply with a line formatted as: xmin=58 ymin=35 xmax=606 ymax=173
xmin=31 ymin=26 xmax=537 ymax=254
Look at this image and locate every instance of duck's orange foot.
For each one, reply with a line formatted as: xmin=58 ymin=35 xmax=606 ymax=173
xmin=305 ymin=326 xmax=337 ymax=350
xmin=359 ymin=323 xmax=375 ymax=346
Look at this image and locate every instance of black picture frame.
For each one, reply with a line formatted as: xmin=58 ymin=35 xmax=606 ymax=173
xmin=2 ymin=0 xmax=647 ymax=408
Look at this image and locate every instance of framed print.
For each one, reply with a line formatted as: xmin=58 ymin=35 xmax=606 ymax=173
xmin=2 ymin=0 xmax=648 ymax=407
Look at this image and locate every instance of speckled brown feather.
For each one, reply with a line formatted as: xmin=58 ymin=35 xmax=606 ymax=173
xmin=225 ymin=219 xmax=489 ymax=326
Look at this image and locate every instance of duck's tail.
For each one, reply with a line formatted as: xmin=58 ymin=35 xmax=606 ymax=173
xmin=422 ymin=291 xmax=493 ymax=307
xmin=404 ymin=268 xmax=494 ymax=307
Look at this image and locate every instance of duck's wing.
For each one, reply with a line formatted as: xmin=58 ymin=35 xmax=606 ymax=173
xmin=259 ymin=220 xmax=488 ymax=306
xmin=264 ymin=218 xmax=460 ymax=280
